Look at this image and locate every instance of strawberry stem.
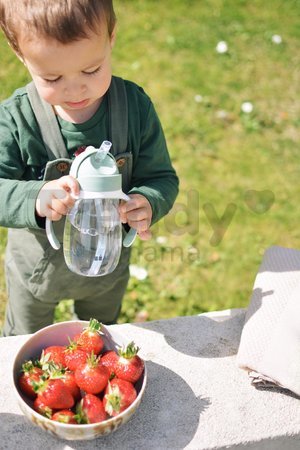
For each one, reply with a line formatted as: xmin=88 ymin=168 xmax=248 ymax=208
xmin=118 ymin=341 xmax=140 ymax=359
xmin=21 ymin=360 xmax=35 ymax=373
xmin=87 ymin=351 xmax=99 ymax=368
xmin=106 ymin=393 xmax=121 ymax=415
xmin=87 ymin=318 xmax=102 ymax=333
xmin=42 ymin=406 xmax=53 ymax=419
xmin=105 ymin=382 xmax=121 ymax=415
xmin=65 ymin=339 xmax=79 ymax=351
xmin=76 ymin=400 xmax=88 ymax=424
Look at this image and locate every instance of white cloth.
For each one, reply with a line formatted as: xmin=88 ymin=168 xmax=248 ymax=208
xmin=237 ymin=246 xmax=300 ymax=396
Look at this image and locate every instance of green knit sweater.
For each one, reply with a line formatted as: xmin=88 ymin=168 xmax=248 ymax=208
xmin=0 ymin=78 xmax=178 ymax=229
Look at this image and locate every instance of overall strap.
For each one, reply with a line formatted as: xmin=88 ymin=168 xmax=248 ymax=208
xmin=107 ymin=76 xmax=132 ymax=193
xmin=26 ymin=81 xmax=69 ymax=160
xmin=107 ymin=76 xmax=128 ymax=156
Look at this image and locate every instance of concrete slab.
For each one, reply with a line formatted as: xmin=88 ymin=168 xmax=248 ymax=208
xmin=1 ymin=309 xmax=300 ymax=449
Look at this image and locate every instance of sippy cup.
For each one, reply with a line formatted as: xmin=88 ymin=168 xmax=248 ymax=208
xmin=46 ymin=141 xmax=137 ymax=277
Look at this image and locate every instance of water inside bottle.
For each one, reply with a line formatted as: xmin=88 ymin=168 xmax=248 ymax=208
xmin=63 ymin=198 xmax=122 ymax=276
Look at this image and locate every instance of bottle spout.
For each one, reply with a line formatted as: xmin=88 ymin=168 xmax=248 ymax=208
xmin=94 ymin=140 xmax=112 ymax=162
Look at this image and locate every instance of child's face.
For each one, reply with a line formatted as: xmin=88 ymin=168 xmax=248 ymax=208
xmin=18 ymin=26 xmax=116 ymax=122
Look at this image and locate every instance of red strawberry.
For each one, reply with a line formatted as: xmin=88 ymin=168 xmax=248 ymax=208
xmin=41 ymin=363 xmax=81 ymax=402
xmin=52 ymin=409 xmax=78 ymax=424
xmin=114 ymin=342 xmax=144 ymax=383
xmin=35 ymin=378 xmax=74 ymax=409
xmin=100 ymin=350 xmax=118 ymax=379
xmin=42 ymin=346 xmax=66 ymax=368
xmin=77 ymin=394 xmax=106 ymax=424
xmin=74 ymin=353 xmax=109 ymax=394
xmin=33 ymin=396 xmax=53 ymax=418
xmin=64 ymin=340 xmax=89 ymax=372
xmin=103 ymin=378 xmax=137 ymax=417
xmin=61 ymin=370 xmax=81 ymax=401
xmin=74 ymin=318 xmax=104 ymax=355
xmin=18 ymin=360 xmax=44 ymax=399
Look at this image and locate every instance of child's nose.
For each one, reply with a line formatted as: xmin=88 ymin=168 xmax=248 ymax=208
xmin=64 ymin=80 xmax=87 ymax=97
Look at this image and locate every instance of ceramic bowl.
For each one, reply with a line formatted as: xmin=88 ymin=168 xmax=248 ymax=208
xmin=13 ymin=320 xmax=147 ymax=441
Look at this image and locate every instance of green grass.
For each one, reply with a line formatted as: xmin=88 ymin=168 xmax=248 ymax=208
xmin=1 ymin=0 xmax=300 ymax=330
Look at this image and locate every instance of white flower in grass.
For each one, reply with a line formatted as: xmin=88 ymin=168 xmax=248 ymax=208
xmin=194 ymin=94 xmax=203 ymax=103
xmin=272 ymin=34 xmax=282 ymax=44
xmin=216 ymin=41 xmax=228 ymax=54
xmin=129 ymin=264 xmax=148 ymax=280
xmin=156 ymin=236 xmax=167 ymax=244
xmin=241 ymin=101 xmax=254 ymax=114
xmin=188 ymin=246 xmax=198 ymax=255
xmin=216 ymin=110 xmax=228 ymax=120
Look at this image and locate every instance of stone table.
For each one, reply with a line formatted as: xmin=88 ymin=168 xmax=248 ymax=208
xmin=1 ymin=309 xmax=300 ymax=450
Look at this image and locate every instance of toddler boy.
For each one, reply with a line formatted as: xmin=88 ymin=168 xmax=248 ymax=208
xmin=0 ymin=0 xmax=179 ymax=335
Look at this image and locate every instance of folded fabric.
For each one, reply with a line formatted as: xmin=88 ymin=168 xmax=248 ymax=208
xmin=237 ymin=245 xmax=300 ymax=396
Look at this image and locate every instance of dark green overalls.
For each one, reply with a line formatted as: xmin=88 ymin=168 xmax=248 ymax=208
xmin=3 ymin=77 xmax=132 ymax=336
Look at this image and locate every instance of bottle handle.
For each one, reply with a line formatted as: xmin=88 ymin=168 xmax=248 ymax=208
xmin=46 ymin=218 xmax=61 ymax=250
xmin=120 ymin=194 xmax=137 ymax=248
xmin=46 ymin=192 xmax=79 ymax=250
xmin=123 ymin=226 xmax=137 ymax=247
xmin=46 ymin=193 xmax=138 ymax=250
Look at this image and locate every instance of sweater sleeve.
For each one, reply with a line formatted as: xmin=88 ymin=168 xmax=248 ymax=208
xmin=128 ymin=101 xmax=179 ymax=225
xmin=0 ymin=104 xmax=45 ymax=228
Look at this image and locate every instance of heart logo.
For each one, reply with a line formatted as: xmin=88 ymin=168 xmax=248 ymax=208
xmin=244 ymin=190 xmax=275 ymax=214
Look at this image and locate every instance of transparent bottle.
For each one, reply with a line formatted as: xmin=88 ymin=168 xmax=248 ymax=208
xmin=46 ymin=141 xmax=137 ymax=276
xmin=63 ymin=198 xmax=122 ymax=277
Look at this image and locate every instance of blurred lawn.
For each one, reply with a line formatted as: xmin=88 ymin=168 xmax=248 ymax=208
xmin=0 ymin=0 xmax=300 ymax=330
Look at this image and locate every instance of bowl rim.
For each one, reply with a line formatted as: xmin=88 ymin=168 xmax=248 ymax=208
xmin=13 ymin=320 xmax=147 ymax=429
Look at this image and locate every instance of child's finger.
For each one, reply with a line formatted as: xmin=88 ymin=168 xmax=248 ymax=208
xmin=119 ymin=200 xmax=136 ymax=214
xmin=126 ymin=207 xmax=148 ymax=222
xmin=57 ymin=175 xmax=80 ymax=197
xmin=128 ymin=218 xmax=150 ymax=234
xmin=138 ymin=229 xmax=152 ymax=240
xmin=119 ymin=195 xmax=147 ymax=214
xmin=46 ymin=209 xmax=63 ymax=222
xmin=49 ymin=198 xmax=70 ymax=216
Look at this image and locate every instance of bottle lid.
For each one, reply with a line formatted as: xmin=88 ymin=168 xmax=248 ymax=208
xmin=70 ymin=145 xmax=122 ymax=192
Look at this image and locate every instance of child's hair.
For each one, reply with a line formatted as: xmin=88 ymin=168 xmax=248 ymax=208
xmin=0 ymin=0 xmax=116 ymax=56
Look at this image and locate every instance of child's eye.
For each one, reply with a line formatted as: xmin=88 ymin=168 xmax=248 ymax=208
xmin=43 ymin=76 xmax=61 ymax=84
xmin=82 ymin=66 xmax=102 ymax=76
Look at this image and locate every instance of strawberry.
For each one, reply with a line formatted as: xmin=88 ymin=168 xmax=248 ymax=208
xmin=33 ymin=396 xmax=53 ymax=418
xmin=74 ymin=318 xmax=104 ymax=355
xmin=100 ymin=350 xmax=118 ymax=379
xmin=103 ymin=378 xmax=137 ymax=417
xmin=64 ymin=340 xmax=90 ymax=372
xmin=77 ymin=393 xmax=106 ymax=424
xmin=42 ymin=346 xmax=66 ymax=368
xmin=18 ymin=360 xmax=44 ymax=399
xmin=41 ymin=363 xmax=81 ymax=402
xmin=114 ymin=341 xmax=144 ymax=383
xmin=61 ymin=370 xmax=81 ymax=401
xmin=37 ymin=362 xmax=80 ymax=400
xmin=34 ymin=378 xmax=75 ymax=409
xmin=74 ymin=352 xmax=109 ymax=394
xmin=52 ymin=410 xmax=78 ymax=424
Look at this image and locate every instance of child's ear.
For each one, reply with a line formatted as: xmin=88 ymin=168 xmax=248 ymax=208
xmin=15 ymin=51 xmax=26 ymax=66
xmin=110 ymin=25 xmax=117 ymax=48
xmin=6 ymin=40 xmax=25 ymax=64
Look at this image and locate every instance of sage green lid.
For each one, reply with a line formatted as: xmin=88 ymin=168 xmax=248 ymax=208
xmin=70 ymin=147 xmax=121 ymax=192
xmin=78 ymin=174 xmax=122 ymax=192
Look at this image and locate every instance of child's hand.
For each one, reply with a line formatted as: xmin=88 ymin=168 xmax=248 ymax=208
xmin=119 ymin=194 xmax=152 ymax=241
xmin=36 ymin=176 xmax=80 ymax=221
